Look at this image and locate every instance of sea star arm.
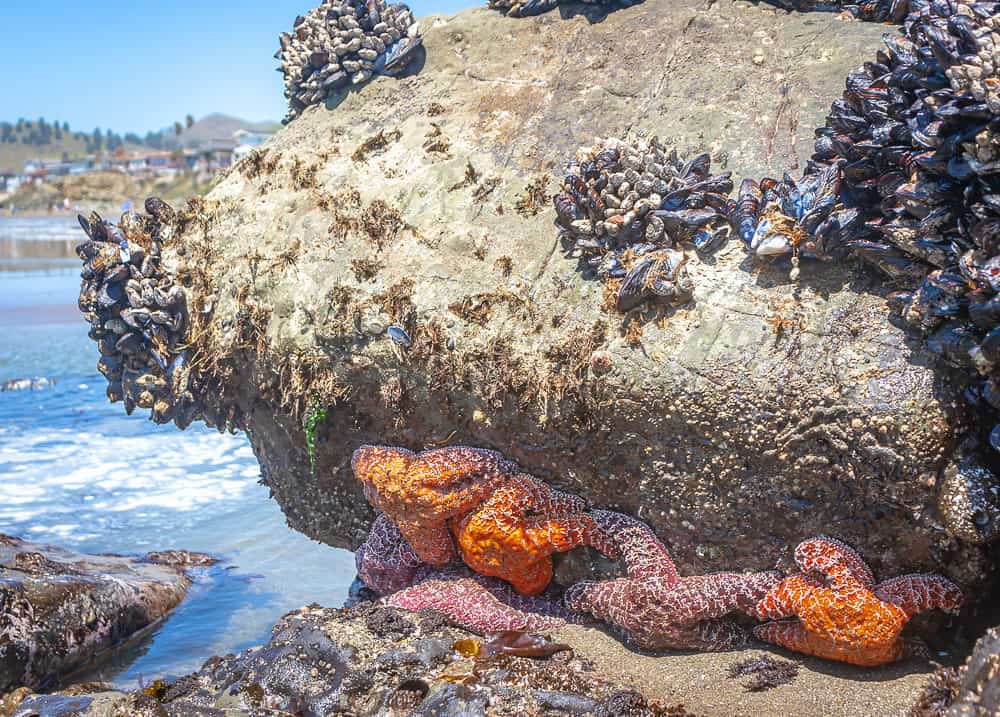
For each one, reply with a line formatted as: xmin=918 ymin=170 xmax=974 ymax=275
xmin=660 ymin=572 xmax=782 ymax=624
xmin=384 ymin=568 xmax=568 ymax=634
xmin=352 ymin=444 xmax=415 ymax=484
xmin=662 ymin=619 xmax=751 ymax=652
xmin=873 ymin=574 xmax=964 ymax=618
xmin=753 ymin=574 xmax=823 ymax=621
xmin=794 ymin=536 xmax=875 ymax=589
xmin=355 ymin=514 xmax=424 ymax=595
xmin=505 ymin=474 xmax=588 ymax=515
xmin=415 ymin=446 xmax=521 ymax=492
xmin=754 ymin=619 xmax=813 ymax=654
xmin=563 ymin=578 xmax=633 ymax=629
xmin=462 ymin=476 xmax=619 ymax=560
xmin=398 ymin=521 xmax=458 ymax=567
xmin=591 ymin=510 xmax=678 ymax=582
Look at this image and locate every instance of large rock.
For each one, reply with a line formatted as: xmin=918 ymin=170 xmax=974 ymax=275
xmin=141 ymin=0 xmax=994 ymax=591
xmin=0 ymin=535 xmax=208 ymax=694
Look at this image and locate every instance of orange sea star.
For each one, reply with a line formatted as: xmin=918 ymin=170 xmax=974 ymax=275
xmin=451 ymin=474 xmax=620 ymax=596
xmin=352 ymin=445 xmax=520 ymax=566
xmin=355 ymin=512 xmax=582 ymax=633
xmin=753 ymin=536 xmax=964 ymax=667
xmin=565 ymin=510 xmax=781 ymax=651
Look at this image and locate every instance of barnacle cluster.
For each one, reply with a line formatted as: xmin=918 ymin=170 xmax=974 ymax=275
xmin=735 ymin=1 xmax=1000 ymax=538
xmin=76 ymin=200 xmax=202 ymax=430
xmin=487 ymin=0 xmax=642 ymax=18
xmin=554 ymin=135 xmax=733 ymax=313
xmin=277 ymin=0 xmax=422 ymax=123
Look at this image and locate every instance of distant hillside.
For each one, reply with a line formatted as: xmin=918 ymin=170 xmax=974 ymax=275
xmin=0 ymin=114 xmax=279 ymax=173
xmin=0 ymin=119 xmax=144 ymax=173
xmin=170 ymin=114 xmax=280 ymax=148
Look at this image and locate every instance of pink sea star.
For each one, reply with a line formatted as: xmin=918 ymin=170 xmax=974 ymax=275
xmin=385 ymin=567 xmax=582 ymax=634
xmin=753 ymin=536 xmax=964 ymax=666
xmin=355 ymin=513 xmax=425 ymax=596
xmin=564 ymin=510 xmax=781 ymax=651
xmin=356 ymin=513 xmax=579 ymax=633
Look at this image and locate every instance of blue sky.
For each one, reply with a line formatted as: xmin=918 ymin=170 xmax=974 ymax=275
xmin=1 ymin=0 xmax=475 ymax=134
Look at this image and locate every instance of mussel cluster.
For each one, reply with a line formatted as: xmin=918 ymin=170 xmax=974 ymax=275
xmin=76 ymin=199 xmax=202 ymax=430
xmin=762 ymin=0 xmax=914 ymax=22
xmin=790 ymin=2 xmax=1000 ymax=442
xmin=733 ymin=0 xmax=1000 ymax=541
xmin=554 ymin=135 xmax=733 ymax=312
xmin=487 ymin=0 xmax=642 ymax=18
xmin=731 ymin=164 xmax=850 ymax=276
xmin=277 ymin=0 xmax=422 ymax=123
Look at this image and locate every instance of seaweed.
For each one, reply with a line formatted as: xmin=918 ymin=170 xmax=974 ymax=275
xmin=515 ymin=175 xmax=550 ymax=217
xmin=448 ymin=160 xmax=481 ymax=193
xmin=726 ymin=655 xmax=799 ymax=692
xmin=303 ymin=395 xmax=328 ymax=477
xmin=351 ymin=256 xmax=384 ymax=282
xmin=352 ymin=129 xmax=402 ymax=163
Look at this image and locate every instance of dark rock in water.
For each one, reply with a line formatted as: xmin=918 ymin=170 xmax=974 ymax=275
xmin=0 ymin=534 xmax=205 ymax=694
xmin=5 ymin=603 xmax=687 ymax=716
xmin=0 ymin=378 xmax=56 ymax=393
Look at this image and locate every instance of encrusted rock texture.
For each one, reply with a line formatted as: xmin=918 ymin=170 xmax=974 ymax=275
xmin=0 ymin=535 xmax=205 ymax=694
xmin=4 ymin=602 xmax=959 ymax=717
xmin=3 ymin=604 xmax=689 ymax=716
xmin=158 ymin=0 xmax=997 ymax=593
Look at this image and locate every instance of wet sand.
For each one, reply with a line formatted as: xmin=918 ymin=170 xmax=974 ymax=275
xmin=556 ymin=625 xmax=931 ymax=717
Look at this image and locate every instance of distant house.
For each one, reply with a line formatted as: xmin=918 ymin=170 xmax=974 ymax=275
xmin=231 ymin=129 xmax=274 ymax=164
xmin=0 ymin=173 xmax=23 ymax=193
xmin=23 ymin=157 xmax=96 ymax=179
xmin=193 ymin=140 xmax=237 ymax=175
xmin=232 ymin=129 xmax=273 ymax=148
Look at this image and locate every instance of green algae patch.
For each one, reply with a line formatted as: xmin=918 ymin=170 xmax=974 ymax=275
xmin=304 ymin=396 xmax=328 ymax=477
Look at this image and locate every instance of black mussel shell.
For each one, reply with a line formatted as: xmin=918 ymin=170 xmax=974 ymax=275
xmin=97 ymin=281 xmax=126 ymax=309
xmin=115 ymin=332 xmax=147 ymax=355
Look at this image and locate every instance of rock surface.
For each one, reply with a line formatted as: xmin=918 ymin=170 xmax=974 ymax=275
xmin=0 ymin=535 xmax=208 ymax=694
xmin=947 ymin=626 xmax=1000 ymax=716
xmin=124 ymin=0 xmax=997 ymax=595
xmin=2 ymin=600 xmax=948 ymax=717
xmin=4 ymin=603 xmax=690 ymax=717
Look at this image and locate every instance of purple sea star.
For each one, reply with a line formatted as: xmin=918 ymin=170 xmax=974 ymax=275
xmin=356 ymin=512 xmax=579 ymax=634
xmin=564 ymin=510 xmax=781 ymax=651
xmin=355 ymin=513 xmax=424 ymax=596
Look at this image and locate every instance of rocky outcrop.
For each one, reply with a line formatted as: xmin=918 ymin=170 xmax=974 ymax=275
xmin=0 ymin=535 xmax=209 ymax=694
xmin=911 ymin=625 xmax=1000 ymax=717
xmin=4 ymin=603 xmax=686 ymax=717
xmin=3 ymin=599 xmax=944 ymax=717
xmin=78 ymin=0 xmax=998 ymax=597
xmin=948 ymin=626 xmax=1000 ymax=716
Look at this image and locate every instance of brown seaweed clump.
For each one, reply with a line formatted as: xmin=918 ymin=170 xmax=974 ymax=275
xmin=554 ymin=134 xmax=733 ymax=313
xmin=277 ymin=0 xmax=423 ymax=123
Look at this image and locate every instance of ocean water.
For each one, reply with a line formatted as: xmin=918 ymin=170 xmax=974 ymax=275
xmin=0 ymin=216 xmax=356 ymax=687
